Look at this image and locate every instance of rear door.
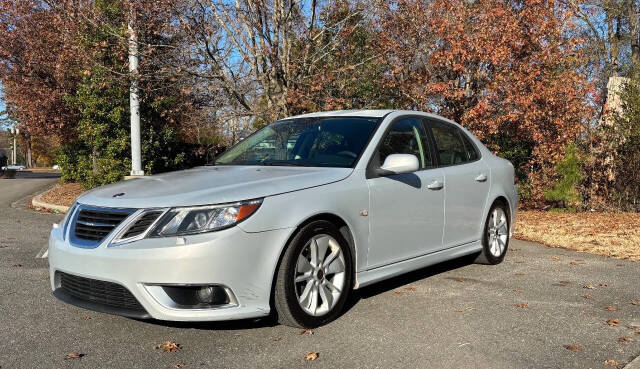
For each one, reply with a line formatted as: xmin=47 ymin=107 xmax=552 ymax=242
xmin=426 ymin=119 xmax=490 ymax=247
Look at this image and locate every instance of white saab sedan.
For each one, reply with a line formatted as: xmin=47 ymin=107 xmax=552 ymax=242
xmin=49 ymin=110 xmax=517 ymax=328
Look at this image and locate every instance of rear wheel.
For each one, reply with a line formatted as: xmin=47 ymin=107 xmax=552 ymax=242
xmin=475 ymin=202 xmax=510 ymax=265
xmin=273 ymin=220 xmax=352 ymax=328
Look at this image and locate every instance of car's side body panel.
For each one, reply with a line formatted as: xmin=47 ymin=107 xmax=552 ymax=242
xmin=238 ymin=170 xmax=370 ymax=273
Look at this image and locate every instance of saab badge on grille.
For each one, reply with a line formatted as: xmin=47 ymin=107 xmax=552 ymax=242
xmin=113 ymin=192 xmax=125 ymax=198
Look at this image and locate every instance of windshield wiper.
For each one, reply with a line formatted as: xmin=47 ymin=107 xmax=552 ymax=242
xmin=261 ymin=160 xmax=309 ymax=167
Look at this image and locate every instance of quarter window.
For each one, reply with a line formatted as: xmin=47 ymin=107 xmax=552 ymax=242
xmin=429 ymin=121 xmax=469 ymax=166
xmin=376 ymin=117 xmax=433 ymax=169
xmin=459 ymin=131 xmax=479 ymax=161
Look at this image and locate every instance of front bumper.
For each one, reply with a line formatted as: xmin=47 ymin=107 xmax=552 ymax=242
xmin=48 ymin=224 xmax=292 ymax=321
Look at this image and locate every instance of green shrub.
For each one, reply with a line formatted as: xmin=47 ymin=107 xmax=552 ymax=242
xmin=544 ymin=144 xmax=583 ymax=208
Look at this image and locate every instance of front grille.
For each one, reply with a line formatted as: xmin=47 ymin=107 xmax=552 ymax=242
xmin=58 ymin=272 xmax=146 ymax=312
xmin=121 ymin=211 xmax=163 ymax=239
xmin=74 ymin=209 xmax=130 ymax=242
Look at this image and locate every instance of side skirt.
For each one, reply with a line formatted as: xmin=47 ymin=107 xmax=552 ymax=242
xmin=354 ymin=241 xmax=482 ymax=289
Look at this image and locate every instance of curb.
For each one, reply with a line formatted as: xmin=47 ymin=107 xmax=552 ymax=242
xmin=31 ymin=189 xmax=70 ymax=214
xmin=625 ymin=355 xmax=640 ymax=369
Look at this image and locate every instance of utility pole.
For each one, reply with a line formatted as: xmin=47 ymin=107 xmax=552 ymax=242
xmin=128 ymin=9 xmax=144 ymax=176
xmin=11 ymin=127 xmax=18 ymax=165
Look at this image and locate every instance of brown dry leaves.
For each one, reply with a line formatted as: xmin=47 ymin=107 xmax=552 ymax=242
xmin=155 ymin=341 xmax=181 ymax=353
xmin=299 ymin=329 xmax=313 ymax=336
xmin=618 ymin=337 xmax=633 ymax=343
xmin=605 ymin=306 xmax=618 ymax=311
xmin=515 ymin=211 xmax=640 ymax=261
xmin=514 ymin=303 xmax=528 ymax=308
xmin=64 ymin=353 xmax=85 ymax=360
xmin=304 ymin=352 xmax=319 ymax=361
xmin=606 ymin=319 xmax=620 ymax=327
xmin=39 ymin=182 xmax=86 ymax=207
xmin=563 ymin=345 xmax=582 ymax=351
xmin=603 ymin=359 xmax=620 ymax=366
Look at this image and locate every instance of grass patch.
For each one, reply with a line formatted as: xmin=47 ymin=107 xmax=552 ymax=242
xmin=515 ymin=211 xmax=640 ymax=262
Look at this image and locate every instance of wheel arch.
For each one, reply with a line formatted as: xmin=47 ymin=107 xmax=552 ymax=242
xmin=268 ymin=212 xmax=357 ymax=311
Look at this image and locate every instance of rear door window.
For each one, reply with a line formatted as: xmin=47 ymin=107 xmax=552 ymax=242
xmin=428 ymin=121 xmax=469 ymax=166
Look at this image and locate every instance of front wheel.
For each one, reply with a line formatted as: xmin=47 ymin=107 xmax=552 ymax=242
xmin=475 ymin=202 xmax=510 ymax=265
xmin=273 ymin=220 xmax=352 ymax=328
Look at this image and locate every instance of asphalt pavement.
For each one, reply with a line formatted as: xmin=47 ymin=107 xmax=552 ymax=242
xmin=0 ymin=173 xmax=638 ymax=369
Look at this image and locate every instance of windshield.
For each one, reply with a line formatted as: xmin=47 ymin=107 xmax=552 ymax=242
xmin=215 ymin=117 xmax=380 ymax=168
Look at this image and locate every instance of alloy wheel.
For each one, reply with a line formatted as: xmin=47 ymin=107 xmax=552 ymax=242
xmin=294 ymin=234 xmax=346 ymax=317
xmin=487 ymin=208 xmax=509 ymax=257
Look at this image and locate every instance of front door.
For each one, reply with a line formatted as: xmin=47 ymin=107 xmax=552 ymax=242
xmin=366 ymin=117 xmax=445 ymax=269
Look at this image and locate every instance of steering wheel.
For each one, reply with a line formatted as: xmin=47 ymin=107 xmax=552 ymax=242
xmin=336 ymin=151 xmax=357 ymax=158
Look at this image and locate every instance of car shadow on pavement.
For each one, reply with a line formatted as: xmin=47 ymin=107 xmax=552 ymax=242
xmin=347 ymin=253 xmax=479 ymax=305
xmin=137 ymin=316 xmax=279 ymax=331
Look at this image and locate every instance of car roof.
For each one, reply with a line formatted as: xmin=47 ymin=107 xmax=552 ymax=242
xmin=286 ymin=109 xmax=458 ymax=124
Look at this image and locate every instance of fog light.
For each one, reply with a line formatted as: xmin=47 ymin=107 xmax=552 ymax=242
xmin=196 ymin=286 xmax=215 ymax=304
xmin=160 ymin=285 xmax=230 ymax=308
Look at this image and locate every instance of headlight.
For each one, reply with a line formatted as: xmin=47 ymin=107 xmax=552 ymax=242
xmin=148 ymin=199 xmax=262 ymax=237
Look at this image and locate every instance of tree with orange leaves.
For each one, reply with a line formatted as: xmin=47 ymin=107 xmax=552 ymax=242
xmin=377 ymin=0 xmax=593 ymax=204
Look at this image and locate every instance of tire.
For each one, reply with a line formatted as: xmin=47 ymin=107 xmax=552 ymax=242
xmin=475 ymin=202 xmax=510 ymax=265
xmin=273 ymin=220 xmax=353 ymax=328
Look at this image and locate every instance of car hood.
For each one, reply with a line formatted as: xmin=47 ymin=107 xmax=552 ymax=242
xmin=77 ymin=166 xmax=353 ymax=209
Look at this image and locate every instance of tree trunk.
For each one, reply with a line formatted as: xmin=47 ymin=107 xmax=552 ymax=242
xmin=628 ymin=0 xmax=640 ymax=68
xmin=25 ymin=136 xmax=32 ymax=168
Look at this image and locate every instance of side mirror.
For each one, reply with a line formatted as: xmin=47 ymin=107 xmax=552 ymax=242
xmin=377 ymin=154 xmax=419 ymax=175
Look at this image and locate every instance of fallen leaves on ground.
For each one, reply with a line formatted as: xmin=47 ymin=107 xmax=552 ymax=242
xmin=515 ymin=272 xmax=525 ymax=276
xmin=304 ymin=352 xmax=319 ymax=361
xmin=618 ymin=337 xmax=633 ymax=343
xmin=599 ymin=283 xmax=609 ymax=287
xmin=603 ymin=359 xmax=620 ymax=366
xmin=39 ymin=182 xmax=86 ymax=207
xmin=64 ymin=353 xmax=85 ymax=360
xmin=513 ymin=289 xmax=523 ymax=294
xmin=570 ymin=260 xmax=583 ymax=265
xmin=563 ymin=345 xmax=583 ymax=351
xmin=456 ymin=279 xmax=465 ymax=283
xmin=393 ymin=291 xmax=404 ymax=296
xmin=514 ymin=303 xmax=528 ymax=308
xmin=549 ymin=256 xmax=560 ymax=261
xmin=155 ymin=341 xmax=181 ymax=353
xmin=81 ymin=316 xmax=91 ymax=321
xmin=273 ymin=337 xmax=282 ymax=342
xmin=404 ymin=286 xmax=416 ymax=291
xmin=583 ymin=284 xmax=596 ymax=289
xmin=299 ymin=329 xmax=313 ymax=336
xmin=558 ymin=280 xmax=570 ymax=286
xmin=515 ymin=211 xmax=640 ymax=262
xmin=606 ymin=319 xmax=620 ymax=327
xmin=173 ymin=363 xmax=187 ymax=368
xmin=631 ymin=300 xmax=639 ymax=305
xmin=605 ymin=306 xmax=618 ymax=311
xmin=454 ymin=307 xmax=475 ymax=313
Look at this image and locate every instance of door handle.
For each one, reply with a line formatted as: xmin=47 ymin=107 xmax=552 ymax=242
xmin=475 ymin=173 xmax=487 ymax=182
xmin=427 ymin=180 xmax=444 ymax=190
